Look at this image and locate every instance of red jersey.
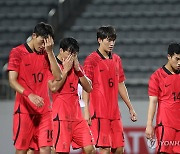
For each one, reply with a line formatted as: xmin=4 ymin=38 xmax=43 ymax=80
xmin=83 ymin=50 xmax=126 ymax=119
xmin=148 ymin=66 xmax=180 ymax=129
xmin=52 ymin=58 xmax=83 ymax=121
xmin=8 ymin=43 xmax=53 ymax=114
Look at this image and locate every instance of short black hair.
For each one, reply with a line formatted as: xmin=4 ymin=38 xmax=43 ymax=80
xmin=59 ymin=37 xmax=79 ymax=54
xmin=168 ymin=42 xmax=180 ymax=56
xmin=33 ymin=22 xmax=54 ymax=39
xmin=97 ymin=25 xmax=117 ymax=41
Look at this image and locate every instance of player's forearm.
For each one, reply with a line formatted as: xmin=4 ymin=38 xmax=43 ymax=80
xmin=9 ymin=71 xmax=32 ymax=97
xmin=82 ymin=88 xmax=91 ymax=121
xmin=49 ymin=70 xmax=68 ymax=92
xmin=9 ymin=77 xmax=26 ymax=95
xmin=47 ymin=51 xmax=62 ymax=81
xmin=82 ymin=90 xmax=90 ymax=107
xmin=118 ymin=82 xmax=133 ymax=110
xmin=146 ymin=96 xmax=158 ymax=126
xmin=79 ymin=76 xmax=92 ymax=93
xmin=9 ymin=80 xmax=23 ymax=94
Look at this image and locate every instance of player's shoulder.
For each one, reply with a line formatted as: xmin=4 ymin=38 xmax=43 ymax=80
xmin=151 ymin=67 xmax=161 ymax=76
xmin=112 ymin=53 xmax=121 ymax=60
xmin=9 ymin=44 xmax=26 ymax=58
xmin=13 ymin=44 xmax=25 ymax=50
xmin=153 ymin=67 xmax=162 ymax=73
xmin=112 ymin=52 xmax=120 ymax=57
xmin=151 ymin=67 xmax=166 ymax=79
xmin=84 ymin=51 xmax=100 ymax=62
xmin=86 ymin=51 xmax=99 ymax=58
xmin=10 ymin=44 xmax=26 ymax=54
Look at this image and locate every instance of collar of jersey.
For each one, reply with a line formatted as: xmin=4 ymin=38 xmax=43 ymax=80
xmin=96 ymin=49 xmax=112 ymax=59
xmin=162 ymin=65 xmax=180 ymax=75
xmin=162 ymin=65 xmax=173 ymax=75
xmin=24 ymin=43 xmax=33 ymax=53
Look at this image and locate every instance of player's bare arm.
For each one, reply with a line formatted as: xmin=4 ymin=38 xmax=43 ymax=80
xmin=45 ymin=35 xmax=62 ymax=81
xmin=145 ymin=96 xmax=158 ymax=139
xmin=118 ymin=82 xmax=137 ymax=122
xmin=82 ymin=90 xmax=92 ymax=125
xmin=48 ymin=54 xmax=74 ymax=92
xmin=74 ymin=55 xmax=92 ymax=93
xmin=44 ymin=35 xmax=63 ymax=92
xmin=9 ymin=71 xmax=44 ymax=108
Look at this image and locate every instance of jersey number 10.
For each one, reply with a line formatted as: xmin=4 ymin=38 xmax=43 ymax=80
xmin=32 ymin=72 xmax=44 ymax=83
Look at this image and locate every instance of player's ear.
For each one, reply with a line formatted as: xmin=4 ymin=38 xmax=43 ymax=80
xmin=32 ymin=33 xmax=37 ymax=39
xmin=167 ymin=54 xmax=172 ymax=61
xmin=59 ymin=48 xmax=63 ymax=54
xmin=97 ymin=38 xmax=102 ymax=44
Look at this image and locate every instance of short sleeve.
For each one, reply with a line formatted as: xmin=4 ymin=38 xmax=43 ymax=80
xmin=118 ymin=56 xmax=126 ymax=82
xmin=7 ymin=48 xmax=21 ymax=72
xmin=83 ymin=57 xmax=94 ymax=81
xmin=148 ymin=72 xmax=159 ymax=96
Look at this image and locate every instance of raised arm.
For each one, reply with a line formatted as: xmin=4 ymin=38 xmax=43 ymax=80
xmin=74 ymin=55 xmax=92 ymax=93
xmin=48 ymin=54 xmax=74 ymax=92
xmin=45 ymin=36 xmax=62 ymax=92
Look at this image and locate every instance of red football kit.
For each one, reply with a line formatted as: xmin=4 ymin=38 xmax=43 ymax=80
xmin=148 ymin=66 xmax=180 ymax=153
xmin=52 ymin=58 xmax=83 ymax=121
xmin=148 ymin=66 xmax=180 ymax=129
xmin=83 ymin=50 xmax=125 ymax=120
xmin=8 ymin=43 xmax=53 ymax=149
xmin=83 ymin=50 xmax=125 ymax=148
xmin=52 ymin=57 xmax=93 ymax=152
xmin=8 ymin=43 xmax=53 ymax=114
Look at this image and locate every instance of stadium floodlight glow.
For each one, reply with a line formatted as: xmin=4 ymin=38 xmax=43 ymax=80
xmin=59 ymin=0 xmax=65 ymax=3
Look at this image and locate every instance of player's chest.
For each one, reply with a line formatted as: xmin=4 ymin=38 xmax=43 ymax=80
xmin=96 ymin=59 xmax=118 ymax=76
xmin=22 ymin=54 xmax=48 ymax=72
xmin=160 ymin=74 xmax=180 ymax=94
xmin=63 ymin=69 xmax=79 ymax=92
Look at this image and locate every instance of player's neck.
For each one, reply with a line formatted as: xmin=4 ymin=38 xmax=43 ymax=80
xmin=98 ymin=48 xmax=110 ymax=59
xmin=165 ymin=63 xmax=176 ymax=74
xmin=27 ymin=41 xmax=35 ymax=52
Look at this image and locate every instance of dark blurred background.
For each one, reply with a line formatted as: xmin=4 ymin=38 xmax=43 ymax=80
xmin=2 ymin=0 xmax=180 ymax=101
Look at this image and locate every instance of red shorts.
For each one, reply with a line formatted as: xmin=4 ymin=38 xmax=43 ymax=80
xmin=156 ymin=125 xmax=180 ymax=153
xmin=53 ymin=119 xmax=94 ymax=153
xmin=90 ymin=118 xmax=124 ymax=148
xmin=13 ymin=112 xmax=53 ymax=150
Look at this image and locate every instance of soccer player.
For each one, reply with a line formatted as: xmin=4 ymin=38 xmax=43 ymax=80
xmin=82 ymin=25 xmax=137 ymax=154
xmin=145 ymin=42 xmax=180 ymax=153
xmin=51 ymin=37 xmax=95 ymax=154
xmin=8 ymin=22 xmax=62 ymax=154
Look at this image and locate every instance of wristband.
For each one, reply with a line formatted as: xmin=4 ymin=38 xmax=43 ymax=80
xmin=76 ymin=70 xmax=84 ymax=77
xmin=23 ymin=89 xmax=31 ymax=97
